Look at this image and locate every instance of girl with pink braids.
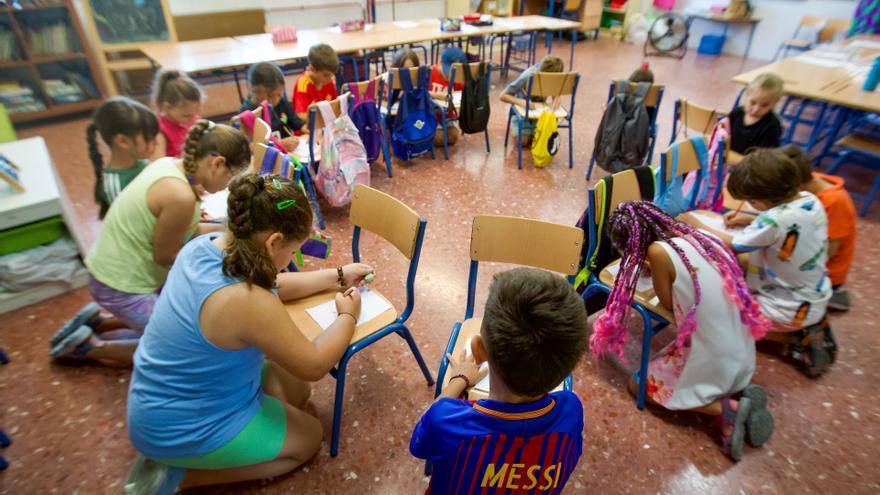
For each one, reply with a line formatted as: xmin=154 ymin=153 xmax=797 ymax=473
xmin=591 ymin=201 xmax=774 ymax=461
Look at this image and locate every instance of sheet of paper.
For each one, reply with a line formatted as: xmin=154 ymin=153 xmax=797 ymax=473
xmin=393 ymin=21 xmax=420 ymax=29
xmin=201 ymin=189 xmax=229 ymax=220
xmin=847 ymin=39 xmax=880 ymax=51
xmin=691 ymin=211 xmax=744 ymax=234
xmin=292 ymin=138 xmax=315 ymax=164
xmin=464 ymin=336 xmax=561 ymax=394
xmin=305 ymin=288 xmax=392 ymax=330
xmin=606 ymin=263 xmax=654 ymax=293
xmin=796 ymin=55 xmax=847 ymax=68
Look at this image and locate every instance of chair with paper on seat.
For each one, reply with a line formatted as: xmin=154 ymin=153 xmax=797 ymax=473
xmin=283 ymin=184 xmax=434 ymax=456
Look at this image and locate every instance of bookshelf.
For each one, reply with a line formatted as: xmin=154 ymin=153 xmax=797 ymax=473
xmin=0 ymin=0 xmax=105 ymax=123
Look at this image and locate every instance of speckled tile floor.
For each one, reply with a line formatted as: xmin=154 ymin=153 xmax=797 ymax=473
xmin=2 ymin=37 xmax=880 ymax=494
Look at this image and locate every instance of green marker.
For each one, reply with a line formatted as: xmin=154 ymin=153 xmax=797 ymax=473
xmin=364 ymin=273 xmax=375 ymax=284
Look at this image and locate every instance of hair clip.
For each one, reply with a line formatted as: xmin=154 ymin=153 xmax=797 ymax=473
xmin=272 ymin=178 xmax=282 ymax=189
xmin=276 ymin=199 xmax=297 ymax=210
xmin=201 ymin=121 xmax=216 ymax=135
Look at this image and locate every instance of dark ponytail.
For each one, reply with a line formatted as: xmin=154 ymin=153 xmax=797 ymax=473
xmin=224 ymin=173 xmax=313 ymax=289
xmin=88 ymin=97 xmax=159 ymax=219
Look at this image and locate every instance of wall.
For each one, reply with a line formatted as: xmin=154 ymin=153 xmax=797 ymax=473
xmin=666 ymin=0 xmax=857 ymax=60
xmin=168 ymin=0 xmax=445 ymax=28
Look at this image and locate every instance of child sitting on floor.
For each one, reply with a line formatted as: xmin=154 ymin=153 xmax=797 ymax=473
xmin=292 ymin=44 xmax=339 ymax=121
xmin=593 ymin=201 xmax=774 ymax=461
xmin=499 ymin=55 xmax=564 ymax=145
xmin=411 ymin=267 xmax=587 ymax=494
xmin=727 ymin=73 xmax=784 ymax=164
xmin=151 ymin=69 xmax=203 ymax=159
xmin=688 ymin=149 xmax=836 ymax=377
xmin=240 ymin=61 xmax=307 ymax=152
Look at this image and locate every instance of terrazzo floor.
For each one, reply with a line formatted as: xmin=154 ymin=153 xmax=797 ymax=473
xmin=1 ymin=36 xmax=879 ymax=494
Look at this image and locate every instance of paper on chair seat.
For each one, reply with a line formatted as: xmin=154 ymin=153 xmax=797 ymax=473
xmin=293 ymin=139 xmax=316 ymax=164
xmin=305 ymin=288 xmax=392 ymax=330
xmin=690 ymin=211 xmax=744 ymax=235
xmin=201 ymin=189 xmax=229 ymax=220
xmin=465 ymin=338 xmax=563 ymax=394
xmin=605 ymin=263 xmax=654 ymax=293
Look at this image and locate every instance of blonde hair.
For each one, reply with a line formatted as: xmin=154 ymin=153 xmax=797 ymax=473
xmin=539 ymin=56 xmax=564 ymax=73
xmin=747 ymin=73 xmax=784 ymax=101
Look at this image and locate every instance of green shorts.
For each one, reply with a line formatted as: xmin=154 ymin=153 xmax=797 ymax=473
xmin=157 ymin=363 xmax=286 ymax=470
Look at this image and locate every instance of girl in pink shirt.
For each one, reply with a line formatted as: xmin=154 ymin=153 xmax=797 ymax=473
xmin=151 ymin=69 xmax=203 ymax=159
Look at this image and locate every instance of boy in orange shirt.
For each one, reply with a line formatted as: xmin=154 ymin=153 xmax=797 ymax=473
xmin=293 ymin=44 xmax=340 ymax=121
xmin=787 ymin=145 xmax=857 ymax=311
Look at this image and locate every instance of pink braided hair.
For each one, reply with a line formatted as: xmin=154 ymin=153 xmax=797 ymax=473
xmin=589 ymin=201 xmax=770 ymax=361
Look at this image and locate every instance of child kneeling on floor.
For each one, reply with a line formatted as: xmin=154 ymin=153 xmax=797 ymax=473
xmin=411 ymin=267 xmax=587 ymax=494
xmin=593 ymin=201 xmax=774 ymax=461
xmin=688 ymin=149 xmax=836 ymax=377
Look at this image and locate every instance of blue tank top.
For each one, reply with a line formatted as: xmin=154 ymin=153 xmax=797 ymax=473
xmin=128 ymin=234 xmax=265 ymax=458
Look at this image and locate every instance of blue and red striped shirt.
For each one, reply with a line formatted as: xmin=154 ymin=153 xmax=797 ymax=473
xmin=410 ymin=391 xmax=584 ymax=494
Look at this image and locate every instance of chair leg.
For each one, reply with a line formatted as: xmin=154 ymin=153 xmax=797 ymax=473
xmin=398 ymin=326 xmax=435 ymax=386
xmin=860 ymin=160 xmax=880 ymax=216
xmin=517 ymin=121 xmax=524 ymax=169
xmin=635 ymin=307 xmax=654 ymax=410
xmin=504 ymin=111 xmax=513 ymax=148
xmin=443 ymin=124 xmax=449 ymax=160
xmin=568 ymin=123 xmax=574 ymax=169
xmin=484 ymin=128 xmax=490 ymax=153
xmin=586 ymin=154 xmax=596 ymax=181
xmin=826 ymin=150 xmax=849 ymax=175
xmin=329 ymin=353 xmax=352 ymax=457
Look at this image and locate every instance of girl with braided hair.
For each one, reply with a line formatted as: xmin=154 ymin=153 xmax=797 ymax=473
xmin=592 ymin=201 xmax=773 ymax=461
xmin=126 ymin=173 xmax=373 ymax=492
xmin=50 ymin=120 xmax=250 ymax=365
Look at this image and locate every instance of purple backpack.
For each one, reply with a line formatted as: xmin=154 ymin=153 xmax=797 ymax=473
xmin=349 ymin=79 xmax=383 ymax=163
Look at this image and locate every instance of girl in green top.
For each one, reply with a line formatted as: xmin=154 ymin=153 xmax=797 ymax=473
xmin=50 ymin=120 xmax=251 ymax=365
xmin=88 ymin=97 xmax=160 ymax=219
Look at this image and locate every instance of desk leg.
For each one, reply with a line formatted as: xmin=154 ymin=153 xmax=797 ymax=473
xmin=805 ymin=102 xmax=829 ymax=152
xmin=232 ymin=69 xmax=244 ymax=104
xmin=815 ymin=106 xmax=851 ymax=166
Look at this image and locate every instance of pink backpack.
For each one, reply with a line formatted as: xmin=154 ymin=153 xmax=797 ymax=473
xmin=236 ymin=100 xmax=289 ymax=153
xmin=682 ymin=117 xmax=730 ymax=212
xmin=314 ymin=99 xmax=370 ymax=207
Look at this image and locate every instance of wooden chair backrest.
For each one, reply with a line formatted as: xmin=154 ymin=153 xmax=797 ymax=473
xmin=820 ymin=18 xmax=851 ymax=43
xmin=344 ymin=77 xmax=383 ymax=101
xmin=449 ymin=62 xmax=489 ymax=85
xmin=251 ymin=142 xmax=277 ymax=173
xmin=529 ymin=71 xmax=578 ymax=98
xmin=624 ymin=82 xmax=664 ymax=108
xmin=592 ymin=169 xmax=645 ymax=224
xmin=253 ymin=116 xmax=271 ymax=146
xmin=386 ymin=67 xmax=428 ymax=90
xmin=307 ymin=93 xmax=349 ymax=129
xmin=662 ymin=137 xmax=707 ymax=181
xmin=680 ymin=98 xmax=726 ymax=136
xmin=173 ymin=9 xmax=265 ymax=42
xmin=349 ymin=184 xmax=422 ymax=260
xmin=799 ymin=15 xmax=827 ymax=28
xmin=470 ymin=215 xmax=584 ymax=276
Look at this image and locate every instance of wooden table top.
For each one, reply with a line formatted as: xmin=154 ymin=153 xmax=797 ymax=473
xmin=142 ymin=15 xmax=582 ymax=74
xmin=732 ymin=36 xmax=880 ymax=113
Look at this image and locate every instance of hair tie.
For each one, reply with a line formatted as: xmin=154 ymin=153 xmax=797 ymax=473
xmin=276 ymin=199 xmax=296 ymax=210
xmin=202 ymin=121 xmax=215 ymax=135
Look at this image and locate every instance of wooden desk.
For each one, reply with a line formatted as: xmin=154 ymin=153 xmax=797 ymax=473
xmin=686 ymin=11 xmax=761 ymax=59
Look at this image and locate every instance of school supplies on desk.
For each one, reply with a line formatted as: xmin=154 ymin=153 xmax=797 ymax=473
xmin=0 ymin=154 xmax=25 ymax=192
xmin=305 ymin=288 xmax=393 ymax=330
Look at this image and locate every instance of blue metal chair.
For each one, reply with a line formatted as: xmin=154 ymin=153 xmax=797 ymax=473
xmin=658 ymin=136 xmax=716 ymax=212
xmin=826 ymin=133 xmax=880 ymax=216
xmin=438 ymin=62 xmax=492 ymax=158
xmin=586 ymin=82 xmax=665 ymax=180
xmin=504 ymin=71 xmax=580 ymax=169
xmin=343 ymin=78 xmax=394 ymax=177
xmin=434 ymin=214 xmax=584 ymax=405
xmin=668 ymin=97 xmax=726 ymax=147
xmin=579 ymin=169 xmax=674 ymax=409
xmin=284 ymin=185 xmax=434 ymax=456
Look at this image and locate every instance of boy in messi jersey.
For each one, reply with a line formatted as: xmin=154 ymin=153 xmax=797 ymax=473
xmin=410 ymin=267 xmax=588 ymax=494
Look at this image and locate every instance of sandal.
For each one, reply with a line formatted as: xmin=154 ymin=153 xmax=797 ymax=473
xmin=49 ymin=326 xmax=94 ymax=360
xmin=717 ymin=397 xmax=751 ymax=462
xmin=50 ymin=303 xmax=101 ymax=346
xmin=124 ymin=454 xmax=186 ymax=495
xmin=741 ymin=385 xmax=774 ymax=448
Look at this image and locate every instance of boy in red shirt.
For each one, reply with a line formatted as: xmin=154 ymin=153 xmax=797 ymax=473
xmin=787 ymin=145 xmax=856 ymax=311
xmin=429 ymin=46 xmax=466 ymax=147
xmin=293 ymin=44 xmax=340 ymax=121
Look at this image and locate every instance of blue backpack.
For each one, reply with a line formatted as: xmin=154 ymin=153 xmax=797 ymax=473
xmin=390 ymin=66 xmax=437 ymax=160
xmin=654 ymin=135 xmax=708 ymax=217
xmin=349 ymin=79 xmax=383 ymax=163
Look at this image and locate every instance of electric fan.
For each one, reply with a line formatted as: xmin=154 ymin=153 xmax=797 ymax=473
xmin=644 ymin=13 xmax=690 ymax=59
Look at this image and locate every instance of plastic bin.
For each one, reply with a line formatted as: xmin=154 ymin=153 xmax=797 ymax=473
xmin=698 ymin=34 xmax=726 ymax=56
xmin=0 ymin=216 xmax=66 ymax=256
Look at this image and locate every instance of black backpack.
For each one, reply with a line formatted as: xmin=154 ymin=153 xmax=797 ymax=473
xmin=458 ymin=62 xmax=490 ymax=134
xmin=593 ymin=81 xmax=652 ymax=173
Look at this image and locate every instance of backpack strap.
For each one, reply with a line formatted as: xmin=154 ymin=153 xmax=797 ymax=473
xmin=398 ymin=67 xmax=415 ymax=92
xmin=461 ymin=62 xmax=473 ymax=82
xmin=260 ymin=145 xmax=280 ymax=175
xmin=236 ymin=109 xmax=256 ymax=133
xmin=615 ymin=79 xmax=630 ymax=97
xmin=362 ymin=78 xmax=376 ymax=103
xmin=419 ymin=65 xmax=431 ymax=90
xmin=261 ymin=100 xmax=272 ymax=121
xmin=338 ymin=95 xmax=349 ymax=116
xmin=689 ymin=136 xmax=710 ymax=204
xmin=315 ymin=100 xmax=337 ymax=128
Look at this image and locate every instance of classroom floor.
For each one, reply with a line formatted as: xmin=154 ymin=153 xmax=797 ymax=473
xmin=2 ymin=36 xmax=880 ymax=495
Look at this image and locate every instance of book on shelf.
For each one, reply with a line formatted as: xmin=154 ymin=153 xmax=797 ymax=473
xmin=0 ymin=81 xmax=46 ymax=113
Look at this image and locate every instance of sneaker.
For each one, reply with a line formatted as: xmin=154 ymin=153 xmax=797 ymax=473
xmin=49 ymin=326 xmax=93 ymax=359
xmin=124 ymin=454 xmax=186 ymax=495
xmin=827 ymin=288 xmax=850 ymax=312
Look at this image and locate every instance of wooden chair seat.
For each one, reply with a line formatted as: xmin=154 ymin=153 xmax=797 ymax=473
xmin=598 ymin=259 xmax=674 ymax=323
xmin=836 ymin=134 xmax=880 ymax=155
xmin=513 ymin=103 xmax=569 ymax=120
xmin=284 ymin=289 xmax=398 ymax=345
xmin=782 ymin=38 xmax=812 ymax=49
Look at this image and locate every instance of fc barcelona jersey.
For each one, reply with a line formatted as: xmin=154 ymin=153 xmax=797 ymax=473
xmin=410 ymin=391 xmax=584 ymax=494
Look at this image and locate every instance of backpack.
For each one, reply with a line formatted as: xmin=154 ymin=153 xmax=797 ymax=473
xmin=390 ymin=66 xmax=437 ymax=160
xmin=349 ymin=79 xmax=383 ymax=163
xmin=655 ymin=135 xmax=708 ymax=218
xmin=458 ymin=62 xmax=490 ymax=134
xmin=314 ymin=99 xmax=370 ymax=207
xmin=531 ymin=108 xmax=560 ymax=167
xmin=681 ymin=118 xmax=730 ymax=212
xmin=593 ymin=81 xmax=652 ymax=173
